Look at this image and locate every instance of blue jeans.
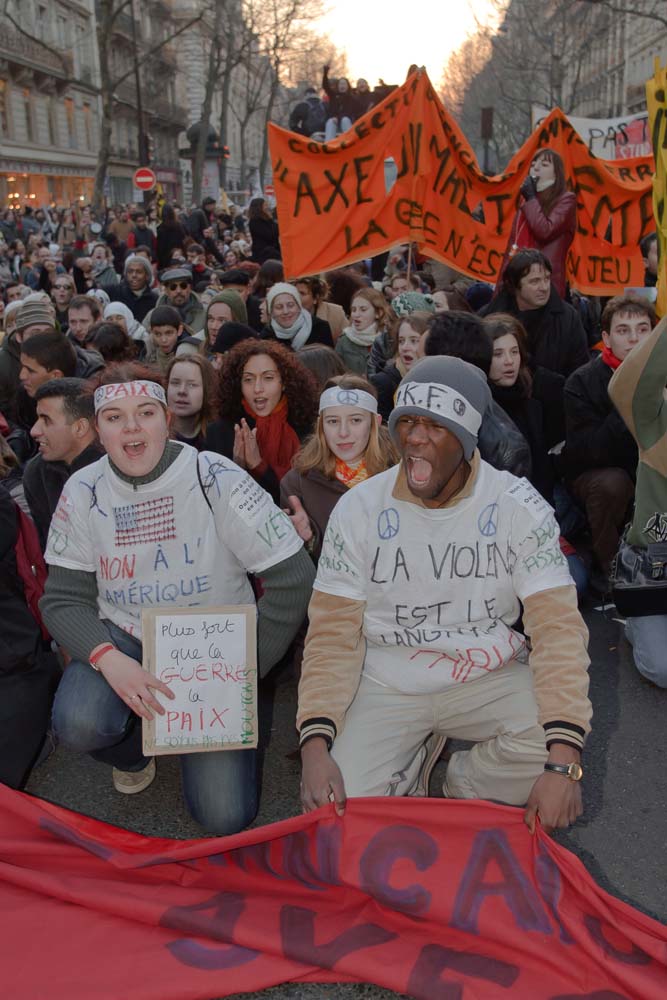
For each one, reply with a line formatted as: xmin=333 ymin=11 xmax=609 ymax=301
xmin=51 ymin=622 xmax=258 ymax=834
xmin=625 ymin=615 xmax=667 ymax=688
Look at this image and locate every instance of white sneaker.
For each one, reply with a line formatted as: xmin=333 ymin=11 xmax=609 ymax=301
xmin=112 ymin=758 xmax=156 ymax=795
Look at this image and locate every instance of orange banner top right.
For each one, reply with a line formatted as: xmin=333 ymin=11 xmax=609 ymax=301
xmin=269 ymin=71 xmax=655 ymax=295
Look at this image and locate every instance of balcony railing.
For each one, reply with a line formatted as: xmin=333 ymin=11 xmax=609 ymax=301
xmin=0 ymin=24 xmax=73 ymax=77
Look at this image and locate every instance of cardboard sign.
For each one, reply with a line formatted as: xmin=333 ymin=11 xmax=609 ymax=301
xmin=269 ymin=70 xmax=656 ymax=295
xmin=141 ymin=606 xmax=257 ymax=755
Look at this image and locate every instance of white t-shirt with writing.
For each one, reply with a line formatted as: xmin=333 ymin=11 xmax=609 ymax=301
xmin=45 ymin=444 xmax=302 ymax=639
xmin=314 ymin=460 xmax=572 ymax=695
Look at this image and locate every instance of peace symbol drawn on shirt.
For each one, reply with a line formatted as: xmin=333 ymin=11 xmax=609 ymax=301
xmin=477 ymin=502 xmax=498 ymax=538
xmin=377 ymin=507 xmax=400 ymax=540
xmin=337 ymin=388 xmax=360 ymax=406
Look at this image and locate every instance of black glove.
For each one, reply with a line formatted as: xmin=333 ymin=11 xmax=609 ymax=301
xmin=520 ymin=175 xmax=537 ymax=201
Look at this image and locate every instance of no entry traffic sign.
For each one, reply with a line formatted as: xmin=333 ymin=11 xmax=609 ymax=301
xmin=133 ymin=167 xmax=157 ymax=191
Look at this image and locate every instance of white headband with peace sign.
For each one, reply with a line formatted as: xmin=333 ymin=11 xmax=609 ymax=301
xmin=319 ymin=386 xmax=378 ymax=414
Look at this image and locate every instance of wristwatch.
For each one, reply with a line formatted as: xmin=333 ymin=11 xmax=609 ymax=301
xmin=544 ymin=761 xmax=583 ymax=781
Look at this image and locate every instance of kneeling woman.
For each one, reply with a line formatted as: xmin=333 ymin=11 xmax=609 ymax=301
xmin=281 ymin=375 xmax=398 ymax=561
xmin=207 ymin=340 xmax=318 ymax=503
xmin=40 ymin=362 xmax=314 ymax=834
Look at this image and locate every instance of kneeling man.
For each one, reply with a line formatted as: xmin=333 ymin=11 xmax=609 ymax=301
xmin=298 ymin=356 xmax=591 ymax=831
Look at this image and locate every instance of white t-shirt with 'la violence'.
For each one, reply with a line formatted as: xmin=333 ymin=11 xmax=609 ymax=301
xmin=314 ymin=459 xmax=572 ymax=695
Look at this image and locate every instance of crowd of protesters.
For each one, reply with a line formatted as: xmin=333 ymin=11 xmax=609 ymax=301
xmin=0 ymin=142 xmax=664 ymax=844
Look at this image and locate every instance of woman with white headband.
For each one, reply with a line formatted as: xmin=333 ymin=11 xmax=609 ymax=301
xmin=281 ymin=374 xmax=398 ymax=562
xmin=39 ymin=362 xmax=314 ymax=834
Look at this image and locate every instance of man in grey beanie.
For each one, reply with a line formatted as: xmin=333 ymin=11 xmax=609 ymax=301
xmin=298 ymin=355 xmax=592 ymax=835
xmin=108 ymin=254 xmax=158 ymax=323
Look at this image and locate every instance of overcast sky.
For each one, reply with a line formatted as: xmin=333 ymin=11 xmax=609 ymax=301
xmin=318 ymin=0 xmax=500 ymax=90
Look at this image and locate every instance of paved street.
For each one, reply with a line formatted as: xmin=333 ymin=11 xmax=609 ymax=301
xmin=26 ymin=598 xmax=667 ymax=999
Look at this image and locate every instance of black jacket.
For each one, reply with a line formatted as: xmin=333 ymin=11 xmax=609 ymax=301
xmin=23 ymin=442 xmax=104 ymax=549
xmin=249 ymin=216 xmax=280 ymax=262
xmin=260 ymin=316 xmax=333 ymax=349
xmin=205 ymin=416 xmax=284 ymax=502
xmin=0 ymin=334 xmax=21 ymax=423
xmin=370 ymin=362 xmax=402 ymax=422
xmin=0 ymin=485 xmax=43 ymax=674
xmin=484 ymin=288 xmax=589 ymax=379
xmin=109 ymin=280 xmax=158 ymax=322
xmin=490 ymin=382 xmax=555 ymax=501
xmin=561 ymin=354 xmax=638 ymax=481
xmin=156 ymin=220 xmax=189 ymax=271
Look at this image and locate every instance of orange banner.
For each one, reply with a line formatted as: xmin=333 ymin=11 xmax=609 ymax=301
xmin=269 ymin=71 xmax=655 ymax=294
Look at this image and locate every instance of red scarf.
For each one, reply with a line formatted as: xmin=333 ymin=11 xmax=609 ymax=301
xmin=242 ymin=396 xmax=300 ymax=480
xmin=601 ymin=345 xmax=622 ymax=370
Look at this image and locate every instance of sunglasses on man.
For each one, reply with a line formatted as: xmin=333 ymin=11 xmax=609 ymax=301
xmin=166 ymin=281 xmax=191 ymax=290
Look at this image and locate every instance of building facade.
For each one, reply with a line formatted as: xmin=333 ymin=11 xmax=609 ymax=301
xmin=173 ymin=0 xmax=291 ymax=206
xmin=560 ymin=2 xmax=667 ymax=118
xmin=0 ymin=0 xmax=100 ymax=206
xmin=104 ymin=0 xmax=186 ymax=203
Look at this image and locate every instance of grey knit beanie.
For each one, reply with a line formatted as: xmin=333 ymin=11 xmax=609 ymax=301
xmin=124 ymin=254 xmax=153 ymax=282
xmin=388 ymin=356 xmax=491 ymax=460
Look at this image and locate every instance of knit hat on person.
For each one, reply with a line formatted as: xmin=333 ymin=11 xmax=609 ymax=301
xmin=388 ymin=355 xmax=491 ymax=460
xmin=266 ymin=282 xmax=301 ymax=314
xmin=211 ymin=321 xmax=258 ymax=355
xmin=14 ymin=299 xmax=56 ymax=334
xmin=391 ymin=291 xmax=436 ymax=318
xmin=124 ymin=254 xmax=153 ymax=282
xmin=205 ymin=290 xmax=248 ymax=326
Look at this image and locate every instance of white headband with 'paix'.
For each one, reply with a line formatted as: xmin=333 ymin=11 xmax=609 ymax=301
xmin=319 ymin=386 xmax=378 ymax=414
xmin=94 ymin=380 xmax=167 ymax=414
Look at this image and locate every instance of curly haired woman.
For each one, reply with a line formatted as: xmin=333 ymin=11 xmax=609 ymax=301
xmin=205 ymin=340 xmax=319 ymax=501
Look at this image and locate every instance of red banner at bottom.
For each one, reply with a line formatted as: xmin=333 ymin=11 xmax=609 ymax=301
xmin=1 ymin=784 xmax=665 ymax=999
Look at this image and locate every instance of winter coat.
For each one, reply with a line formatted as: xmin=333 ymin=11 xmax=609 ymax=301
xmin=370 ymin=362 xmax=402 ymax=422
xmin=143 ymin=292 xmax=206 ymax=335
xmin=367 ymin=330 xmax=393 ymax=377
xmin=109 ymin=280 xmax=158 ymax=323
xmin=316 ymin=300 xmax=347 ymax=342
xmin=204 ymin=413 xmax=306 ymax=504
xmin=280 ymin=468 xmax=347 ymax=562
xmin=483 ymin=287 xmax=589 ymax=379
xmin=335 ymin=333 xmax=372 ymax=375
xmin=289 ymin=96 xmax=328 ymax=137
xmin=249 ymin=216 xmax=281 ymax=262
xmin=0 ymin=483 xmax=45 ymax=673
xmin=156 ymin=220 xmax=189 ymax=271
xmin=322 ymin=68 xmax=357 ymax=122
xmin=498 ymin=191 xmax=577 ymax=298
xmin=490 ymin=382 xmax=555 ymax=501
xmin=561 ymin=354 xmax=638 ymax=481
xmin=23 ymin=443 xmax=104 ymax=550
xmin=478 ymin=400 xmax=532 ymax=480
xmin=0 ymin=334 xmax=21 ymax=423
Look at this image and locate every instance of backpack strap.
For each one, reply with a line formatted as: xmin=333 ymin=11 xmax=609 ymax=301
xmin=196 ymin=455 xmax=214 ymax=513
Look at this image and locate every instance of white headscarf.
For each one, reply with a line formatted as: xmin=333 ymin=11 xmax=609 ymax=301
xmin=103 ymin=301 xmax=148 ymax=344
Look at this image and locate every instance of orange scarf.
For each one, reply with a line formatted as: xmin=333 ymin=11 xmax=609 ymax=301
xmin=242 ymin=396 xmax=301 ymax=480
xmin=335 ymin=458 xmax=368 ymax=488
